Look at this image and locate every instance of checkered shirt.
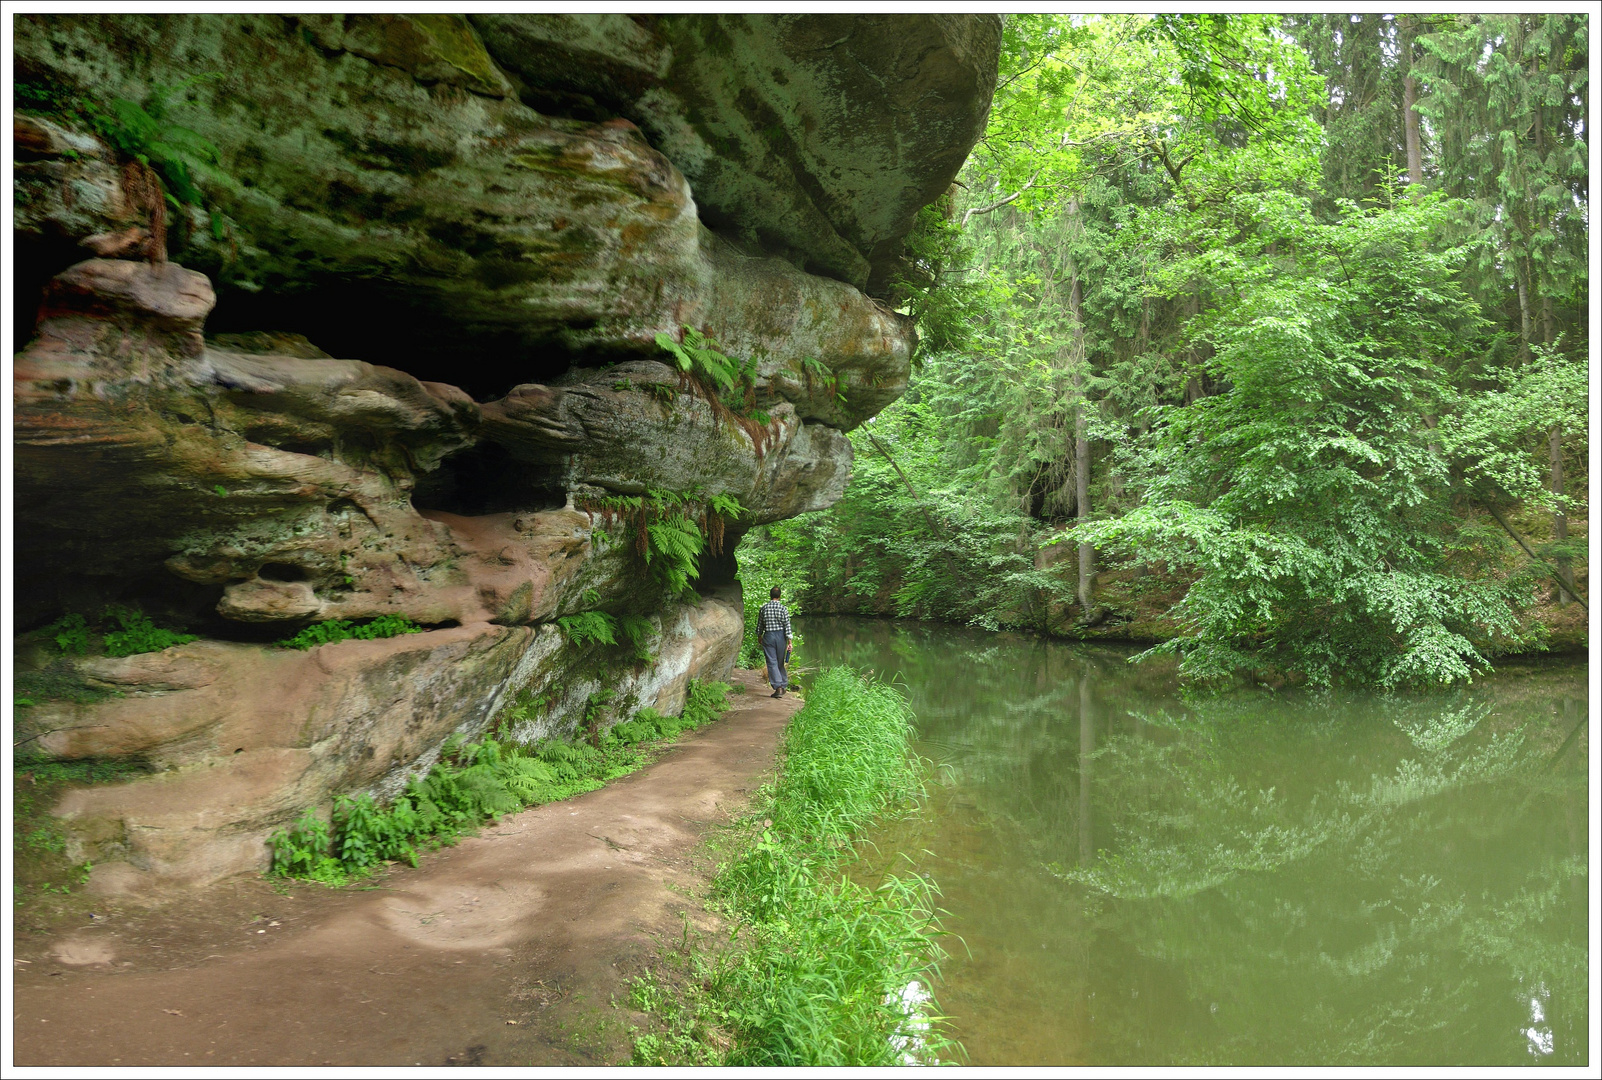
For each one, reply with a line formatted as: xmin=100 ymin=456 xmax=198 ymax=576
xmin=757 ymin=599 xmax=792 ymax=637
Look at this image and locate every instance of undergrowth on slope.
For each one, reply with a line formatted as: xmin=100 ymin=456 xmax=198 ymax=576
xmin=628 ymin=667 xmax=955 ymax=1067
xmin=43 ymin=605 xmax=198 ymax=659
xmin=267 ymin=680 xmax=732 ymax=885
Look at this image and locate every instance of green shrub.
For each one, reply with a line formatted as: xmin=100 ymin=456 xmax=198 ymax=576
xmin=47 ymin=614 xmax=91 ymax=656
xmin=277 ymin=615 xmax=422 ymax=650
xmin=102 ymin=605 xmax=199 ymax=657
xmin=42 ymin=607 xmax=198 ymax=659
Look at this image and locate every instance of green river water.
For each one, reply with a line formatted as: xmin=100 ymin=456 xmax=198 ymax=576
xmin=796 ymin=617 xmax=1590 ymax=1067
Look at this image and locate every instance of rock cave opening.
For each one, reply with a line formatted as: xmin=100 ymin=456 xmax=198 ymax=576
xmin=204 ymin=283 xmax=586 ymax=402
xmin=411 ymin=442 xmax=568 ymax=518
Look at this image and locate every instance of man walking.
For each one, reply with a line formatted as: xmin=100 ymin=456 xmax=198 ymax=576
xmin=757 ymin=586 xmax=793 ymax=698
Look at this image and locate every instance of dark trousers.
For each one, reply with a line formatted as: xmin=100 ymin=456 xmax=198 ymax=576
xmin=760 ymin=630 xmax=789 ymax=690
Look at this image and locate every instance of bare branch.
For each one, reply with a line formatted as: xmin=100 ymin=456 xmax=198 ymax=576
xmin=961 ymin=170 xmax=1040 ymax=227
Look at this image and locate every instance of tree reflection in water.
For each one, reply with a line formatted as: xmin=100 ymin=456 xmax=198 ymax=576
xmin=801 ymin=616 xmax=1588 ymax=1067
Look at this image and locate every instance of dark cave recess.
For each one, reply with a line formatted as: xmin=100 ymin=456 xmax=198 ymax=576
xmin=410 ymin=442 xmax=568 ymax=518
xmin=203 ymin=282 xmax=633 ymax=403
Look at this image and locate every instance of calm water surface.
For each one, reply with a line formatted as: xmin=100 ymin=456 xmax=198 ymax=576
xmin=796 ymin=617 xmax=1589 ymax=1067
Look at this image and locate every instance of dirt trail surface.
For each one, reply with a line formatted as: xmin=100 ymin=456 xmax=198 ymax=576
xmin=12 ymin=670 xmax=796 ymax=1067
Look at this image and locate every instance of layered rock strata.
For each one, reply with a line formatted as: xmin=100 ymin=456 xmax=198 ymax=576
xmin=11 ymin=12 xmax=1000 ymax=890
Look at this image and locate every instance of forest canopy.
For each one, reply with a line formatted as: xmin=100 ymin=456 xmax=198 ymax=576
xmin=742 ymin=12 xmax=1589 ymax=688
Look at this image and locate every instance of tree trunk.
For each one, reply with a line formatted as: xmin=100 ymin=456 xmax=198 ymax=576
xmin=1516 ymin=266 xmax=1533 ymax=362
xmin=1070 ymin=271 xmax=1094 ymax=615
xmin=1550 ymin=423 xmax=1573 ymax=605
xmin=1401 ymin=18 xmax=1424 ymax=192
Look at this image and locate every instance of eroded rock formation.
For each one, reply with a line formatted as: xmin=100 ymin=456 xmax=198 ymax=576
xmin=11 ymin=13 xmax=1000 ymax=889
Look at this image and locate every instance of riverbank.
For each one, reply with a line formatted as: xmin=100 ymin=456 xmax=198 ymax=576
xmin=11 ymin=668 xmax=797 ymax=1068
xmin=628 ymin=666 xmax=948 ymax=1066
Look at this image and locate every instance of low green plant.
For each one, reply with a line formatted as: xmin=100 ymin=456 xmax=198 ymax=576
xmin=41 ymin=607 xmax=197 ymax=659
xmin=48 ymin=613 xmax=91 ymax=656
xmin=581 ymin=487 xmax=747 ymax=598
xmin=558 ymin=611 xmax=657 ymax=663
xmin=628 ymin=668 xmax=952 ymax=1066
xmin=101 ymin=604 xmax=200 ymax=657
xmin=13 ymin=755 xmax=150 ymax=908
xmin=267 ymin=808 xmax=344 ymax=883
xmin=276 ymin=615 xmax=423 ymax=650
xmin=654 ymin=326 xmax=757 ymax=397
xmin=268 ymin=681 xmax=733 ymax=884
xmin=800 ymin=356 xmax=847 ymax=404
xmin=557 ymin=611 xmax=619 ymax=648
xmin=492 ymin=687 xmax=549 ymax=739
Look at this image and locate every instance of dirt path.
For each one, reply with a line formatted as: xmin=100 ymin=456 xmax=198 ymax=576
xmin=11 ymin=670 xmax=796 ymax=1067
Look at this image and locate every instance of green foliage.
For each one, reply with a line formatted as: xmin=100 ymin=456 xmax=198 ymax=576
xmin=616 ymin=614 xmax=658 ymax=663
xmin=557 ymin=610 xmax=657 ymax=662
xmin=40 ymin=607 xmax=197 ymax=659
xmin=643 ymin=514 xmax=704 ymax=596
xmin=86 ymin=73 xmax=223 ymax=210
xmin=630 ymin=668 xmax=952 ymax=1066
xmin=1415 ymin=14 xmax=1589 ymax=353
xmin=654 ymin=325 xmax=756 ymax=397
xmin=583 ymin=486 xmax=743 ymax=599
xmin=14 ymin=755 xmax=149 ymax=908
xmin=707 ymin=492 xmax=745 ymax=520
xmin=276 ymin=615 xmax=423 ymax=650
xmin=1443 ymin=342 xmax=1588 ymax=505
xmin=268 ymin=681 xmax=732 ymax=883
xmin=48 ymin=613 xmax=91 ymax=656
xmin=790 ymin=12 xmax=1587 ymax=684
xmin=894 ymin=203 xmax=981 ymax=357
xmin=1075 ymin=194 xmax=1532 ymax=687
xmin=799 ymin=356 xmax=844 ymax=402
xmin=557 ymin=610 xmax=619 ymax=648
xmin=101 ymin=605 xmax=199 ymax=657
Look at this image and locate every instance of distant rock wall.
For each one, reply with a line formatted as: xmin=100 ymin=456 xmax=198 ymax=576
xmin=11 ymin=12 xmax=1000 ymax=890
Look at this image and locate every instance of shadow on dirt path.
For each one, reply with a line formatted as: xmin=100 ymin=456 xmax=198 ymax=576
xmin=11 ymin=668 xmax=798 ymax=1067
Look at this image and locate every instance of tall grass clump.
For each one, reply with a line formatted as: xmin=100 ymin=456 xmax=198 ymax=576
xmin=631 ymin=667 xmax=954 ymax=1067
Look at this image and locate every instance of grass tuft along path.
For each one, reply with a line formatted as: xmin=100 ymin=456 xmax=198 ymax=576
xmin=10 ymin=668 xmax=797 ymax=1068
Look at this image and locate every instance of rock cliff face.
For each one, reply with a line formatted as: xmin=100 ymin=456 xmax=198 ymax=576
xmin=11 ymin=13 xmax=999 ymax=889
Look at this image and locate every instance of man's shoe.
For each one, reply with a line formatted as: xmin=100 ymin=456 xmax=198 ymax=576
xmin=777 ymin=687 xmax=786 ymax=698
xmin=771 ymin=689 xmax=782 ymax=698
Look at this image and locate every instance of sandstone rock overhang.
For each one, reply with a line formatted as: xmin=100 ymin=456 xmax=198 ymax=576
xmin=10 ymin=12 xmax=1000 ymax=890
xmin=13 ymin=13 xmax=999 ymax=375
xmin=471 ymin=13 xmax=1003 ymax=294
